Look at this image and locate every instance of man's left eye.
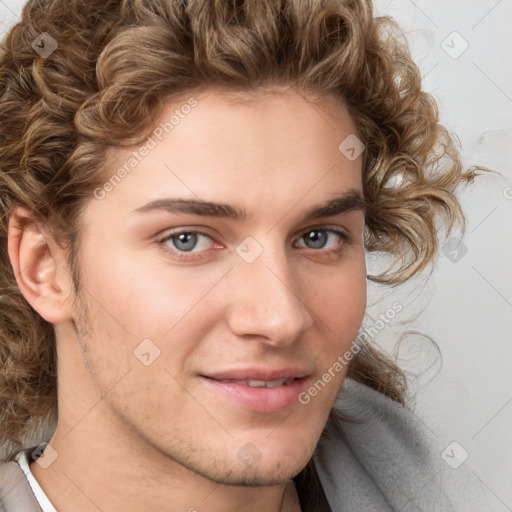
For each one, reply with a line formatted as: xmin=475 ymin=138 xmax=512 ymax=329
xmin=296 ymin=228 xmax=350 ymax=251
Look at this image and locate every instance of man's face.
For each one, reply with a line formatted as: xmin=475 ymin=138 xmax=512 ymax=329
xmin=67 ymin=88 xmax=366 ymax=485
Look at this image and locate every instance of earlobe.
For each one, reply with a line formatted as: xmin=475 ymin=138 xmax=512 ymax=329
xmin=7 ymin=206 xmax=74 ymax=324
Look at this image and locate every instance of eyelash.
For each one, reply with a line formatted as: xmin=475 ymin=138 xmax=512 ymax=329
xmin=156 ymin=227 xmax=352 ymax=262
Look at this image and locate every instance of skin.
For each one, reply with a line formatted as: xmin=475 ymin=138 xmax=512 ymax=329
xmin=8 ymin=86 xmax=367 ymax=512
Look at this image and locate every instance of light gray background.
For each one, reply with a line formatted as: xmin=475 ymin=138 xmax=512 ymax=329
xmin=367 ymin=3 xmax=512 ymax=511
xmin=1 ymin=0 xmax=511 ymax=509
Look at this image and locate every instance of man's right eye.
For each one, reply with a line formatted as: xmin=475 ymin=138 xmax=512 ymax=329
xmin=156 ymin=229 xmax=220 ymax=261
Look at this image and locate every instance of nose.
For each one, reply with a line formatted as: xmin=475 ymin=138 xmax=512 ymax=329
xmin=224 ymin=240 xmax=314 ymax=347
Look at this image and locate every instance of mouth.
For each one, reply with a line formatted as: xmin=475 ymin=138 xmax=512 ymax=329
xmin=200 ymin=371 xmax=309 ymax=413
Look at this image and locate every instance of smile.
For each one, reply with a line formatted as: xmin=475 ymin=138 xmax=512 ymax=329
xmin=202 ymin=375 xmax=308 ymax=413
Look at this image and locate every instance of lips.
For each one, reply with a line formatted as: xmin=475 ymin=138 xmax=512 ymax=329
xmin=201 ymin=367 xmax=310 ymax=413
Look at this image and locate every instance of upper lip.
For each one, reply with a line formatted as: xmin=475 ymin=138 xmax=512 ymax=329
xmin=203 ymin=367 xmax=310 ymax=381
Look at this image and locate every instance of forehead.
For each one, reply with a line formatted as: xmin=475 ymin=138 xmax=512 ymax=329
xmin=191 ymin=84 xmax=356 ymax=133
xmin=91 ymin=86 xmax=363 ymax=224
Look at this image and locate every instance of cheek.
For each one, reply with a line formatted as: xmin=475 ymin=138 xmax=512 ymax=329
xmin=315 ymin=256 xmax=367 ymax=341
xmin=299 ymin=265 xmax=366 ymax=424
xmin=81 ymin=237 xmax=224 ymax=340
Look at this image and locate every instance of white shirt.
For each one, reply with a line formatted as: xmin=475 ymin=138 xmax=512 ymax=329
xmin=15 ymin=449 xmax=57 ymax=512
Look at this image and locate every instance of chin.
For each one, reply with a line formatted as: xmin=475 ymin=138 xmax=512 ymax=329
xmin=223 ymin=437 xmax=313 ymax=485
xmin=160 ymin=433 xmax=315 ymax=487
xmin=197 ymin=456 xmax=310 ymax=487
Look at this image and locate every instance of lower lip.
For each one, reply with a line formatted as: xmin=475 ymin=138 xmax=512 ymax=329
xmin=201 ymin=377 xmax=307 ymax=413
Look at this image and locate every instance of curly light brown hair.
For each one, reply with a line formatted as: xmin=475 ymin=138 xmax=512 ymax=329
xmin=0 ymin=0 xmax=484 ymax=508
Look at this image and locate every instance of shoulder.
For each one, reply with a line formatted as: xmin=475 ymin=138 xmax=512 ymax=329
xmin=0 ymin=450 xmax=42 ymax=512
xmin=313 ymin=378 xmax=490 ymax=512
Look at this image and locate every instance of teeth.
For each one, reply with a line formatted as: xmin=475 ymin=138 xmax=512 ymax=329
xmin=233 ymin=378 xmax=294 ymax=388
xmin=247 ymin=380 xmax=267 ymax=387
xmin=265 ymin=379 xmax=292 ymax=388
xmin=217 ymin=378 xmax=295 ymax=387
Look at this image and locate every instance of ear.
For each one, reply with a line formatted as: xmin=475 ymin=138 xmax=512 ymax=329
xmin=7 ymin=206 xmax=75 ymax=324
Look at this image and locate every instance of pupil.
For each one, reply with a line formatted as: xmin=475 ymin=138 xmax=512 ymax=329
xmin=307 ymin=230 xmax=326 ymax=249
xmin=175 ymin=232 xmax=197 ymax=251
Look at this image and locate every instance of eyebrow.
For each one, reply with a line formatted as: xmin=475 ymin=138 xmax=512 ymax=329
xmin=130 ymin=189 xmax=365 ymax=223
